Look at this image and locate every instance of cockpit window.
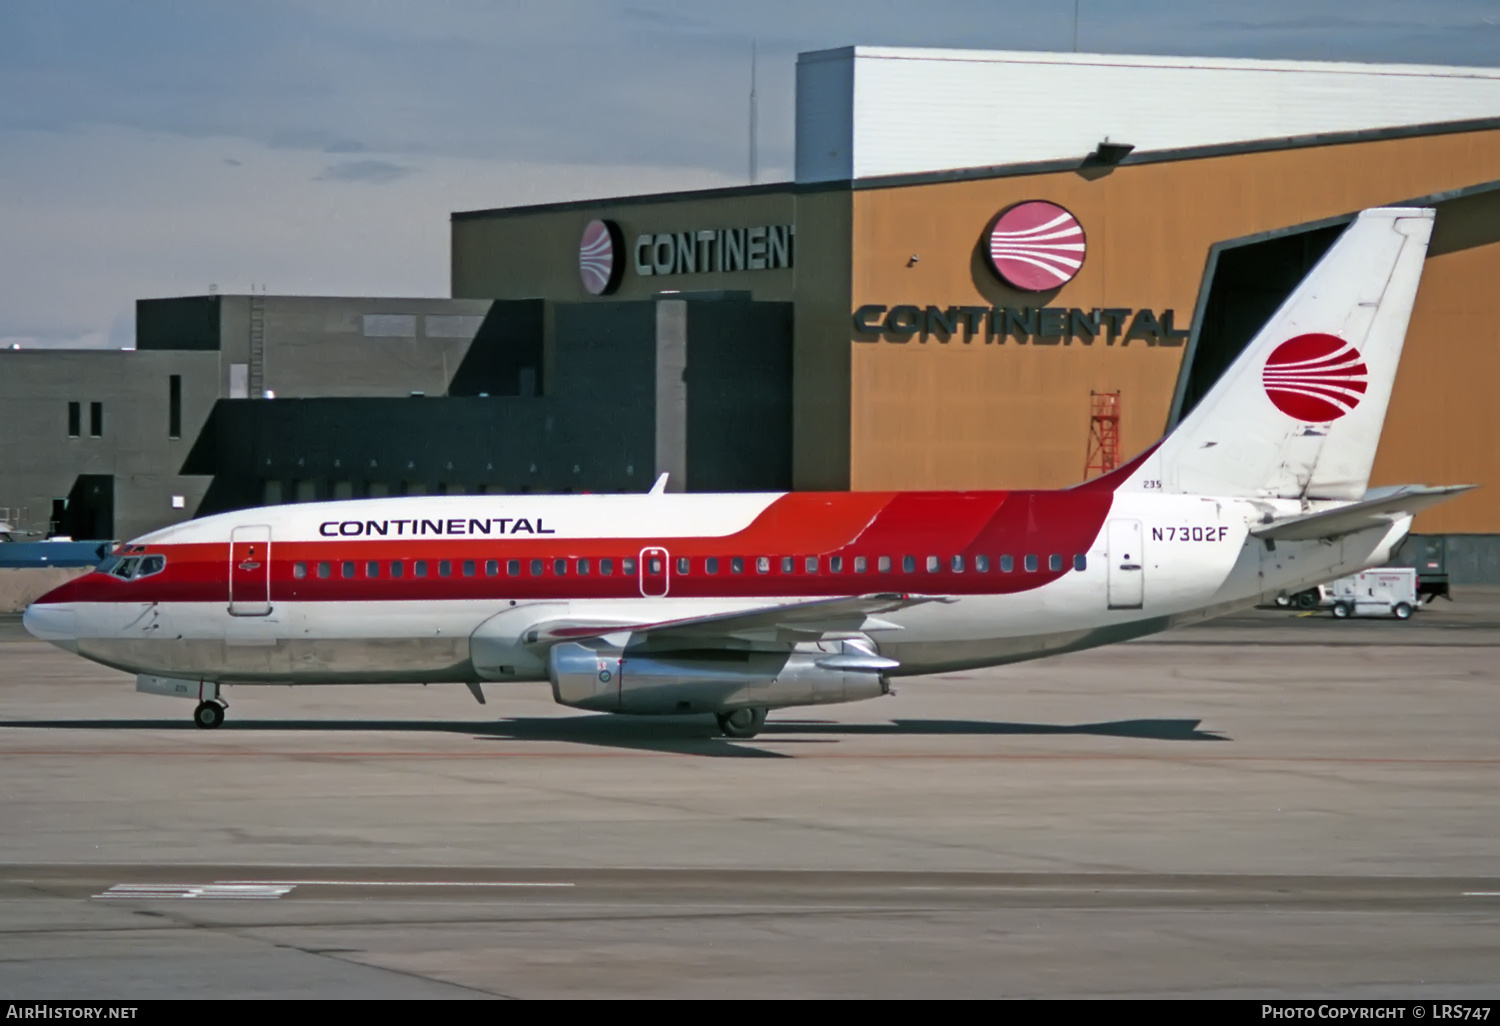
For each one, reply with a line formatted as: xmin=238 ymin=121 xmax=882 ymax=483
xmin=104 ymin=553 xmax=166 ymax=580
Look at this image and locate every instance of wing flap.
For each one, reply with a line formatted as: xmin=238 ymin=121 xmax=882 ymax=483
xmin=1250 ymin=484 xmax=1475 ymax=542
xmin=537 ymin=593 xmax=944 ymax=646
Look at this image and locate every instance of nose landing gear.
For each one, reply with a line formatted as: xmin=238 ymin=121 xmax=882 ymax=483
xmin=193 ymin=700 xmax=226 ymax=730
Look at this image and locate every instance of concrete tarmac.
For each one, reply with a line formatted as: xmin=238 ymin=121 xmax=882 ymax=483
xmin=0 ymin=596 xmax=1497 ymax=998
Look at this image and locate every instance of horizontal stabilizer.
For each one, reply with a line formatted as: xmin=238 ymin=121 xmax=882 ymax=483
xmin=1250 ymin=484 xmax=1475 ymax=542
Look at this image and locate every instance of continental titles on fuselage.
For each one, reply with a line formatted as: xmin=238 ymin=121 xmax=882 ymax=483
xmin=318 ymin=518 xmax=557 ymax=538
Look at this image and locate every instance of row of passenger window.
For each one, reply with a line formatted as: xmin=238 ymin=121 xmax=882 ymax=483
xmin=289 ymin=552 xmax=1088 ymax=581
xmin=292 ymin=556 xmax=639 ymax=580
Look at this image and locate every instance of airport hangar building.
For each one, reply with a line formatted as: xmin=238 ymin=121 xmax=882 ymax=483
xmin=4 ymin=47 xmax=1500 ymax=577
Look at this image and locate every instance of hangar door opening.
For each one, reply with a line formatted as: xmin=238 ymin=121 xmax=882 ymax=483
xmin=1167 ymin=220 xmax=1347 ymax=430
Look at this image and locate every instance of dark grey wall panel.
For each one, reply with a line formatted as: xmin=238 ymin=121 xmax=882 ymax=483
xmin=136 ymin=297 xmax=222 ymax=351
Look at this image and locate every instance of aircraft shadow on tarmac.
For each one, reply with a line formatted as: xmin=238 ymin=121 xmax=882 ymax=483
xmin=0 ymin=715 xmax=1228 ymax=757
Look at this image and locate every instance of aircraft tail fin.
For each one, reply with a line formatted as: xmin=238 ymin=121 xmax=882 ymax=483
xmin=1117 ymin=207 xmax=1435 ymax=500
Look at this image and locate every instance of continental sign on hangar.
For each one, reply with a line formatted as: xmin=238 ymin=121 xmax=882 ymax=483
xmin=452 ymin=46 xmax=1500 ymax=535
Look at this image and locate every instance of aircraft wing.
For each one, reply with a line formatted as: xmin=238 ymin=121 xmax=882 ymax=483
xmin=536 ymin=593 xmax=946 ymax=645
xmin=1250 ymin=484 xmax=1475 ymax=542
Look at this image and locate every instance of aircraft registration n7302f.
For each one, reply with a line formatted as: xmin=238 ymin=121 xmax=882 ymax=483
xmin=23 ymin=208 xmax=1474 ymax=736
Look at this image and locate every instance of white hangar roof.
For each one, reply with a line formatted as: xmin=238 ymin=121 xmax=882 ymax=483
xmin=795 ymin=46 xmax=1500 ymax=183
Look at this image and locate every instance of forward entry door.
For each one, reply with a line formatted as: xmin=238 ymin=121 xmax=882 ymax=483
xmin=1106 ymin=519 xmax=1144 ymax=610
xmin=229 ymin=525 xmax=273 ymax=616
xmin=639 ymin=546 xmax=670 ymax=598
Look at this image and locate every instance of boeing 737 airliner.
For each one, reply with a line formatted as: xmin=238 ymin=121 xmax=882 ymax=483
xmin=23 ymin=208 xmax=1470 ymax=736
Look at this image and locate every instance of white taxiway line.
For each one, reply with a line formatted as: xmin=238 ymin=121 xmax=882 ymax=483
xmin=219 ymin=880 xmax=575 ymax=888
xmin=1462 ymin=892 xmax=1500 ymax=896
xmin=94 ymin=884 xmax=295 ymax=900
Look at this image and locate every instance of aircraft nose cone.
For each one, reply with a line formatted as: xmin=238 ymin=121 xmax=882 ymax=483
xmin=22 ymin=603 xmax=78 ymax=652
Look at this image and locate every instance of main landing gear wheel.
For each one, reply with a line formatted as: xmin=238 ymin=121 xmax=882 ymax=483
xmin=716 ymin=707 xmax=768 ymax=740
xmin=193 ymin=701 xmax=225 ymax=730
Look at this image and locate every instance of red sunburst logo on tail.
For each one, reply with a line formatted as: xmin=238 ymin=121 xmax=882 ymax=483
xmin=1262 ymin=333 xmax=1368 ymax=422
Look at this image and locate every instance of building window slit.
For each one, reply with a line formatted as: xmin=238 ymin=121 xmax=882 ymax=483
xmin=168 ymin=375 xmax=182 ymax=438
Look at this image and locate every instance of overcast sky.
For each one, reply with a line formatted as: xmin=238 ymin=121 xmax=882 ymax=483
xmin=2 ymin=0 xmax=1496 ymax=349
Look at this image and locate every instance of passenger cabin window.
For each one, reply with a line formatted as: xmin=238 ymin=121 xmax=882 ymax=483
xmin=341 ymin=561 xmax=355 ymax=579
xmin=317 ymin=562 xmax=331 ymax=579
xmin=577 ymin=558 xmax=590 ymax=575
xmin=415 ymin=560 xmax=428 ymax=578
xmin=804 ymin=556 xmax=818 ymax=573
xmin=1073 ymin=554 xmax=1087 ymax=571
xmin=439 ymin=560 xmax=452 ymax=577
xmin=902 ymin=556 xmax=916 ymax=573
xmin=600 ymin=558 xmax=613 ymax=576
xmin=829 ymin=556 xmax=843 ymax=573
xmin=622 ymin=557 xmax=636 ymax=575
xmin=553 ymin=558 xmax=567 ymax=575
xmin=756 ymin=557 xmax=770 ymax=574
xmin=463 ymin=560 xmax=475 ymax=577
xmin=975 ymin=555 xmax=990 ymax=572
xmin=646 ymin=556 xmax=662 ymax=574
xmin=1000 ymin=555 xmax=1014 ymax=573
xmin=878 ymin=556 xmax=891 ymax=573
xmin=853 ymin=556 xmax=867 ymax=573
xmin=951 ymin=555 xmax=964 ymax=572
xmin=926 ymin=556 xmax=939 ymax=573
xmin=366 ymin=561 xmax=380 ymax=578
xmin=530 ymin=559 xmax=543 ymax=576
xmin=1024 ymin=555 xmax=1038 ymax=572
xmin=485 ymin=560 xmax=498 ymax=576
xmin=731 ymin=557 xmax=744 ymax=574
xmin=293 ymin=562 xmax=307 ymax=579
xmin=507 ymin=559 xmax=520 ymax=576
xmin=780 ymin=556 xmax=794 ymax=574
xmin=676 ymin=557 xmax=689 ymax=574
xmin=705 ymin=557 xmax=719 ymax=575
xmin=1049 ymin=554 xmax=1063 ymax=572
xmin=391 ymin=561 xmax=404 ymax=578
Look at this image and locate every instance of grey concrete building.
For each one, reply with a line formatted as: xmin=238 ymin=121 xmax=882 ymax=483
xmin=0 ymin=293 xmax=792 ymax=543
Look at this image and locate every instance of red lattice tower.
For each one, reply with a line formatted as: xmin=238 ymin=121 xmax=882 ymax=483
xmin=1084 ymin=390 xmax=1121 ymax=479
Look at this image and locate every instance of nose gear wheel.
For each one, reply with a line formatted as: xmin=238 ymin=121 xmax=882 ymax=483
xmin=193 ymin=701 xmax=225 ymax=730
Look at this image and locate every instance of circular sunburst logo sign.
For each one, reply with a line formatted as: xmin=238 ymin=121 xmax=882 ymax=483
xmin=1262 ymin=333 xmax=1369 ymax=422
xmin=578 ymin=219 xmax=623 ymax=296
xmin=985 ymin=200 xmax=1086 ymax=292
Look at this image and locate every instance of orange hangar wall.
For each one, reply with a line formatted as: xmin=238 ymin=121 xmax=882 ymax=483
xmin=842 ymin=125 xmax=1500 ymax=535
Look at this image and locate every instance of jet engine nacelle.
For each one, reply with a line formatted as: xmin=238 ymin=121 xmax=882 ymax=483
xmin=548 ymin=639 xmax=893 ymax=715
